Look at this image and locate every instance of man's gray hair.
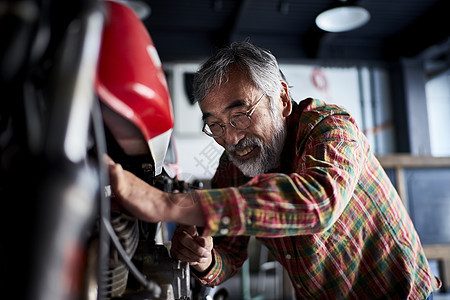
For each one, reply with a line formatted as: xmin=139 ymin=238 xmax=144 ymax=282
xmin=192 ymin=41 xmax=284 ymax=107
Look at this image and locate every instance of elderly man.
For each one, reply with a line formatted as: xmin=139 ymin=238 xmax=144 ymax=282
xmin=107 ymin=41 xmax=441 ymax=299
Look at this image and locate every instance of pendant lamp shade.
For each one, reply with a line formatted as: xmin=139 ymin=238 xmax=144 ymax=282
xmin=315 ymin=6 xmax=370 ymax=32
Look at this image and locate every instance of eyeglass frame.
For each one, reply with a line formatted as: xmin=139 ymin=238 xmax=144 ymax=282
xmin=202 ymin=93 xmax=266 ymax=138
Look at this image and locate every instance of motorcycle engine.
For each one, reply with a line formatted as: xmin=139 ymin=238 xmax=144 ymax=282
xmin=105 ymin=213 xmax=139 ymax=298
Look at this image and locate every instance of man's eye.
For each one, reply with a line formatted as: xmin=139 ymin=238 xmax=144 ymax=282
xmin=231 ymin=114 xmax=247 ymax=122
xmin=230 ymin=114 xmax=248 ymax=126
xmin=208 ymin=123 xmax=219 ymax=128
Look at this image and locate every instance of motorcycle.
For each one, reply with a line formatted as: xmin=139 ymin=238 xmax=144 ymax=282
xmin=0 ymin=0 xmax=196 ymax=299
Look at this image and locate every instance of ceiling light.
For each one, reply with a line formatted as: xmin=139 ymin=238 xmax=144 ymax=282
xmin=315 ymin=5 xmax=370 ymax=32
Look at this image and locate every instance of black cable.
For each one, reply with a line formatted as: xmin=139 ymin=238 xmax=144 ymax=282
xmin=101 ymin=215 xmax=161 ymax=297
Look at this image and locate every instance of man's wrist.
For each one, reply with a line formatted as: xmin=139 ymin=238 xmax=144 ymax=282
xmin=165 ymin=192 xmax=205 ymax=226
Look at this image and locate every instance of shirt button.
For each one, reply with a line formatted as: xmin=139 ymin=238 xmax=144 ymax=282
xmin=285 ymin=254 xmax=292 ymax=260
xmin=219 ymin=228 xmax=229 ymax=235
xmin=221 ymin=216 xmax=231 ymax=225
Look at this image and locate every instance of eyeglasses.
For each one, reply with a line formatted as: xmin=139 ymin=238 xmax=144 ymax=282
xmin=202 ymin=93 xmax=266 ymax=138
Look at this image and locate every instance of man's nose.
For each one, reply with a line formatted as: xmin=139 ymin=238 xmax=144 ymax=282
xmin=221 ymin=125 xmax=245 ymax=146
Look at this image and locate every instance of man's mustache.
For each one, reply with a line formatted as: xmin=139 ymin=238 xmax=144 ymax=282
xmin=225 ymin=136 xmax=263 ymax=153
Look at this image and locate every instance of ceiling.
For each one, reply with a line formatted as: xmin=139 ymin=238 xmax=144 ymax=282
xmin=139 ymin=0 xmax=450 ymax=64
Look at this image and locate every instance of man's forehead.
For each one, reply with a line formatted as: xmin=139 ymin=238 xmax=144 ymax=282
xmin=199 ymin=71 xmax=258 ymax=120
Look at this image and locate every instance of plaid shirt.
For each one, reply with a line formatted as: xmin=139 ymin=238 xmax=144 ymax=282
xmin=192 ymin=98 xmax=441 ymax=299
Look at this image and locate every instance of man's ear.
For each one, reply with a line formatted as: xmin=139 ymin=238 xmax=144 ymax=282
xmin=280 ymin=81 xmax=292 ymax=117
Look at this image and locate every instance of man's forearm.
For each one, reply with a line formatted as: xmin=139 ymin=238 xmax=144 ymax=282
xmin=107 ymin=156 xmax=206 ymax=226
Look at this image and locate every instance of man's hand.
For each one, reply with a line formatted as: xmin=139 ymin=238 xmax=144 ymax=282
xmin=105 ymin=154 xmax=206 ymax=226
xmin=105 ymin=154 xmax=167 ymax=223
xmin=170 ymin=225 xmax=213 ymax=272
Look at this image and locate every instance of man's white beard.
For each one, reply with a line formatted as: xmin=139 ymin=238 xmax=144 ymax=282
xmin=226 ymin=115 xmax=287 ymax=177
